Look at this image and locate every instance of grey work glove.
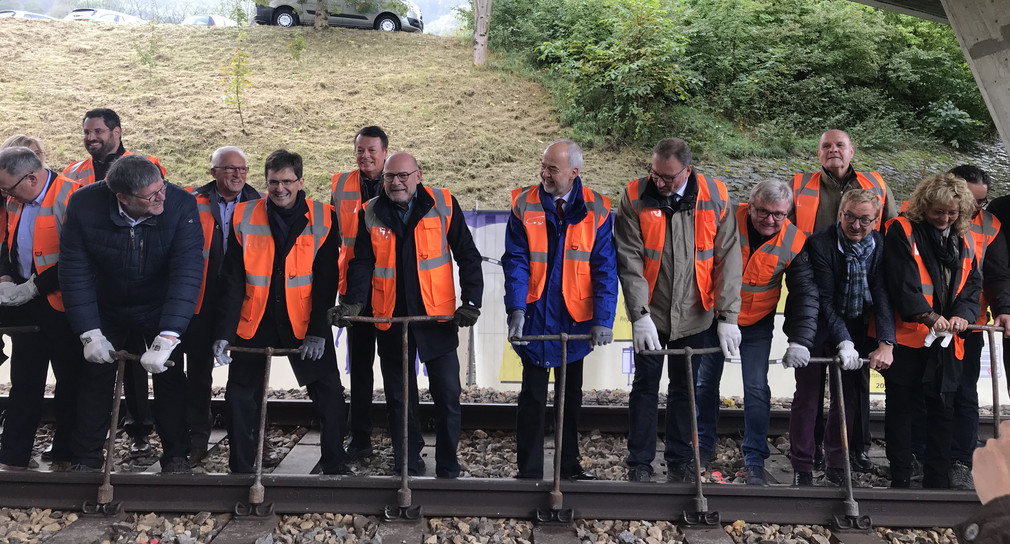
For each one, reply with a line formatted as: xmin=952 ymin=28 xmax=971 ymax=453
xmin=141 ymin=335 xmax=179 ymax=374
xmin=453 ymin=304 xmax=480 ymax=327
xmin=80 ymin=328 xmax=116 ymax=364
xmin=299 ymin=335 xmax=326 ymax=361
xmin=782 ymin=342 xmax=810 ymax=369
xmin=508 ymin=309 xmax=527 ymax=346
xmin=590 ymin=325 xmax=613 ymax=347
xmin=632 ymin=315 xmax=661 ymax=353
xmin=327 ymin=303 xmax=363 ymax=328
xmin=837 ymin=340 xmax=862 ymax=371
xmin=212 ymin=340 xmax=232 ymax=367
xmin=0 ymin=275 xmax=38 ymax=306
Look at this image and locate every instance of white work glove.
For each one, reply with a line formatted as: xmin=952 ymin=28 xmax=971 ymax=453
xmin=782 ymin=342 xmax=810 ymax=368
xmin=141 ymin=335 xmax=179 ymax=374
xmin=717 ymin=321 xmax=742 ymax=358
xmin=508 ymin=309 xmax=528 ymax=346
xmin=212 ymin=340 xmax=232 ymax=367
xmin=80 ymin=328 xmax=116 ymax=364
xmin=924 ymin=328 xmax=954 ymax=348
xmin=299 ymin=335 xmax=326 ymax=361
xmin=0 ymin=275 xmax=38 ymax=306
xmin=590 ymin=325 xmax=613 ymax=347
xmin=837 ymin=340 xmax=862 ymax=371
xmin=632 ymin=315 xmax=661 ymax=353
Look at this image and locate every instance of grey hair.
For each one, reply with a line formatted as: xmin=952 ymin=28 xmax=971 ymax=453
xmin=0 ymin=146 xmax=43 ymax=178
xmin=106 ymin=155 xmax=163 ymax=195
xmin=749 ymin=180 xmax=793 ymax=208
xmin=653 ymin=138 xmax=693 ymax=167
xmin=211 ymin=146 xmax=247 ymax=167
xmin=548 ymin=138 xmax=583 ymax=170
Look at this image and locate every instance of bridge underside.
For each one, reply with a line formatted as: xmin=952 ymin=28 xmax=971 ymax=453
xmin=852 ymin=1 xmax=947 ymax=23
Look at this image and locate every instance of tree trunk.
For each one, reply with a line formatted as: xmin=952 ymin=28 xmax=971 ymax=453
xmin=314 ymin=0 xmax=328 ymax=30
xmin=473 ymin=0 xmax=491 ymax=66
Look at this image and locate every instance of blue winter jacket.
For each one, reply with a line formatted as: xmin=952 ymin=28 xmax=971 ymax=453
xmin=58 ymin=181 xmax=204 ymax=335
xmin=502 ymin=177 xmax=618 ymax=368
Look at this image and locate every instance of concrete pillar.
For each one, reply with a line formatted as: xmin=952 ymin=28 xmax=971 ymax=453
xmin=940 ymin=0 xmax=1010 ymax=156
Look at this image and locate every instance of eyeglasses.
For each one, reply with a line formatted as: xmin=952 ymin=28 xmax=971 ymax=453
xmin=648 ymin=166 xmax=688 ymax=185
xmin=0 ymin=171 xmax=30 ymax=194
xmin=266 ymin=178 xmax=299 ymax=188
xmin=132 ymin=182 xmax=167 ymax=202
xmin=842 ymin=212 xmax=876 ymax=227
xmin=214 ymin=166 xmax=248 ymax=174
xmin=383 ymin=170 xmax=418 ymax=183
xmin=975 ymin=197 xmax=989 ymax=208
xmin=752 ymin=206 xmax=788 ymax=221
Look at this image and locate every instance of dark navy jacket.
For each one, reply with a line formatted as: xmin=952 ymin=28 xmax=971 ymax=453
xmin=58 ymin=181 xmax=204 ymax=335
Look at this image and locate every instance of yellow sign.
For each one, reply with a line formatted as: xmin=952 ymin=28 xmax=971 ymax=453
xmin=870 ymin=368 xmax=885 ymax=394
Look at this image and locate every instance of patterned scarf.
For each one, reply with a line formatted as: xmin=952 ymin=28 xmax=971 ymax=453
xmin=837 ymin=223 xmax=875 ymax=319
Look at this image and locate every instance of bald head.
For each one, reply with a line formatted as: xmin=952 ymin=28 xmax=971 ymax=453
xmin=383 ymin=152 xmax=422 ymax=207
xmin=817 ymin=129 xmax=855 ymax=179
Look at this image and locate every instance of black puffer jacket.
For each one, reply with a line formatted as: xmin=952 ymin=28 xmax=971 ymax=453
xmin=804 ymin=223 xmax=896 ymax=348
xmin=780 ymin=248 xmax=819 ymax=348
xmin=58 ymin=181 xmax=204 ymax=335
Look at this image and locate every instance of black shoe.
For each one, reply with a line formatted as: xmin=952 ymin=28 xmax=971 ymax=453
xmin=628 ymin=465 xmax=654 ymax=482
xmin=188 ymin=446 xmax=208 ymax=467
xmin=813 ymin=446 xmax=825 ymax=472
xmin=825 ymin=467 xmax=846 ymax=486
xmin=667 ymin=464 xmax=697 ymax=484
xmin=69 ymin=463 xmax=101 ymax=473
xmin=745 ymin=465 xmax=767 ymax=486
xmin=322 ymin=463 xmax=352 ymax=475
xmin=344 ymin=440 xmax=373 ymax=461
xmin=793 ymin=471 xmax=813 ymax=486
xmin=850 ymin=451 xmax=873 ymax=473
xmin=563 ymin=469 xmax=598 ymax=481
xmin=950 ymin=461 xmax=974 ymax=490
xmin=161 ymin=457 xmax=191 ymax=474
xmin=130 ymin=435 xmax=152 ymax=459
xmin=41 ymin=444 xmax=54 ymax=462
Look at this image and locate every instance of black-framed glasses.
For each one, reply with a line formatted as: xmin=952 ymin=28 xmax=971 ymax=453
xmin=842 ymin=212 xmax=876 ymax=227
xmin=214 ymin=166 xmax=249 ymax=174
xmin=0 ymin=171 xmax=30 ymax=194
xmin=132 ymin=182 xmax=167 ymax=202
xmin=648 ymin=166 xmax=688 ymax=185
xmin=752 ymin=206 xmax=788 ymax=221
xmin=383 ymin=170 xmax=418 ymax=183
xmin=265 ymin=178 xmax=299 ymax=188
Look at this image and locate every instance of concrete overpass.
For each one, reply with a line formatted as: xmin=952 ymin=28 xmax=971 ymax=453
xmin=855 ymin=1 xmax=1010 ymax=156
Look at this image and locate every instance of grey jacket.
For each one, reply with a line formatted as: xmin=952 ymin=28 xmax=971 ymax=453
xmin=615 ymin=171 xmax=742 ymax=341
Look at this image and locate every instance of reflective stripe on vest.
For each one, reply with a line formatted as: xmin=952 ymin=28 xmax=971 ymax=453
xmin=509 ymin=184 xmax=611 ymax=322
xmin=969 ymin=210 xmax=1001 ymax=324
xmin=192 ymin=193 xmax=215 ymax=315
xmin=792 ymin=171 xmax=887 ymax=235
xmin=890 ymin=216 xmax=973 ymax=358
xmin=331 ymin=170 xmax=361 ymax=296
xmin=5 ymin=174 xmax=80 ymax=312
xmin=233 ymin=198 xmax=332 ymax=340
xmin=626 ymin=173 xmax=729 ymax=310
xmin=736 ymin=203 xmax=806 ymax=326
xmin=363 ymin=187 xmax=455 ymax=331
xmin=61 ymin=152 xmax=165 ymax=185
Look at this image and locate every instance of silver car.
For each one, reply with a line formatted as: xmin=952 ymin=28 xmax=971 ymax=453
xmin=255 ymin=0 xmax=422 ymax=32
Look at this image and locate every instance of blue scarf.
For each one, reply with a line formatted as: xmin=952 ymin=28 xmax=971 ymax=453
xmin=837 ymin=223 xmax=875 ymax=319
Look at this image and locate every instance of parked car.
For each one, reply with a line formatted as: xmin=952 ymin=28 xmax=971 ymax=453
xmin=181 ymin=14 xmax=238 ymax=26
xmin=0 ymin=10 xmax=54 ymax=20
xmin=63 ymin=8 xmax=146 ymax=24
xmin=255 ymin=0 xmax=422 ymax=32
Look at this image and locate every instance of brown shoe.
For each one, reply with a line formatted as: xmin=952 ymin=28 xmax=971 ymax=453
xmin=0 ymin=463 xmax=27 ymax=471
xmin=49 ymin=461 xmax=71 ymax=472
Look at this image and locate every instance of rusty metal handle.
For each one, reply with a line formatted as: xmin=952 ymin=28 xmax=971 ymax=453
xmin=112 ymin=350 xmax=175 ymax=368
xmin=345 ymin=315 xmax=455 ymax=324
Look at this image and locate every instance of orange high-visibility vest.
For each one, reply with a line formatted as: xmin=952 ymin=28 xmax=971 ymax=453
xmin=969 ymin=210 xmax=1001 ymax=325
xmin=232 ymin=198 xmax=333 ymax=340
xmin=889 ymin=216 xmax=974 ymax=358
xmin=192 ymin=192 xmax=215 ymax=315
xmin=363 ymin=186 xmax=455 ymax=331
xmin=792 ymin=171 xmax=887 ymax=235
xmin=5 ymin=173 xmax=81 ymax=312
xmin=331 ymin=169 xmax=363 ymax=296
xmin=62 ymin=152 xmax=166 ymax=185
xmin=509 ymin=184 xmax=611 ymax=323
xmin=735 ymin=204 xmax=807 ymax=326
xmin=626 ymin=173 xmax=729 ymax=309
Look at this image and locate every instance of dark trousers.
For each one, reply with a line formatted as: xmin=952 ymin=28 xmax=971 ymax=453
xmin=182 ymin=311 xmax=216 ymax=451
xmin=226 ymin=326 xmax=347 ymax=474
xmin=951 ymin=331 xmax=983 ymax=466
xmin=626 ymin=324 xmax=723 ymax=469
xmin=346 ymin=316 xmax=377 ymax=445
xmin=516 ymin=358 xmax=584 ymax=478
xmin=0 ymin=299 xmax=83 ymax=466
xmin=71 ymin=327 xmax=190 ymax=468
xmin=884 ymin=344 xmax=955 ymax=488
xmin=122 ymin=361 xmax=154 ymax=440
xmin=377 ymin=327 xmax=461 ymax=478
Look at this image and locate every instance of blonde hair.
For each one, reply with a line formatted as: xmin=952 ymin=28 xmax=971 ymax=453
xmin=839 ymin=188 xmax=882 ymax=215
xmin=2 ymin=134 xmax=43 ymax=152
xmin=904 ymin=173 xmax=974 ymax=236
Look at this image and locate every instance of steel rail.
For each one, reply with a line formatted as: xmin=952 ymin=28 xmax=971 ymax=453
xmin=0 ymin=472 xmax=981 ymax=528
